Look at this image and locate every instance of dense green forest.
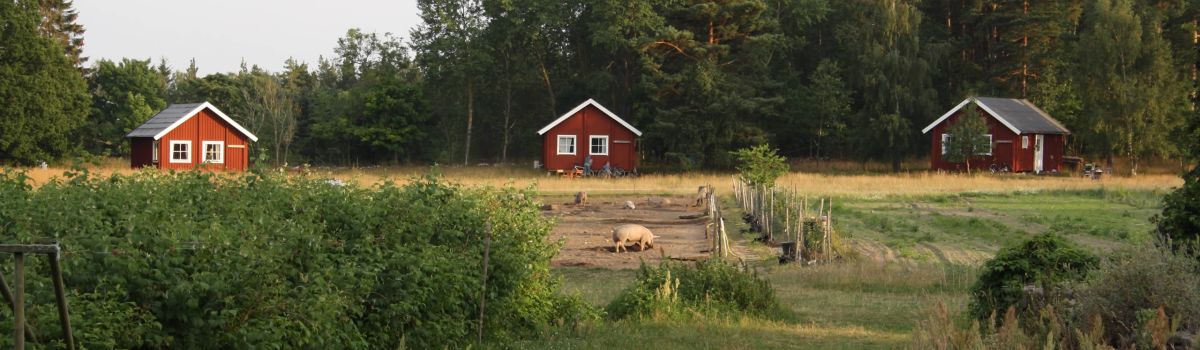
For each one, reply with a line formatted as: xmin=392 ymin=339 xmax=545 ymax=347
xmin=2 ymin=0 xmax=1199 ymax=172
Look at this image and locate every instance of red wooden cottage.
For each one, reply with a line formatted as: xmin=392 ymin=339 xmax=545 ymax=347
xmin=125 ymin=102 xmax=258 ymax=171
xmin=922 ymin=97 xmax=1070 ymax=173
xmin=538 ymin=99 xmax=642 ymax=173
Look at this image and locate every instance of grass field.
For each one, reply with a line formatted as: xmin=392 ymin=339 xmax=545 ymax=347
xmin=10 ymin=160 xmax=1185 ymax=348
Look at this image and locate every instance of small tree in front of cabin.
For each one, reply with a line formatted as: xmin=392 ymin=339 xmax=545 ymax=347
xmin=942 ymin=104 xmax=991 ymax=173
xmin=732 ymin=144 xmax=788 ymax=188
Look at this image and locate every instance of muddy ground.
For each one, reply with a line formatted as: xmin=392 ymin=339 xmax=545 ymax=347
xmin=542 ymin=194 xmax=713 ymax=269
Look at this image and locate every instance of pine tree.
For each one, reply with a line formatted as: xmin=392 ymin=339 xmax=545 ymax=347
xmin=978 ymin=0 xmax=1081 ymax=97
xmin=0 ymin=0 xmax=90 ymax=164
xmin=637 ymin=0 xmax=781 ymax=167
xmin=38 ymin=0 xmax=86 ymax=68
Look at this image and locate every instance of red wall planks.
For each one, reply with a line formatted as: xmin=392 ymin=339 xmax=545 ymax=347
xmin=132 ymin=108 xmax=251 ymax=171
xmin=542 ymin=105 xmax=638 ymax=172
xmin=928 ymin=108 xmax=1065 ymax=173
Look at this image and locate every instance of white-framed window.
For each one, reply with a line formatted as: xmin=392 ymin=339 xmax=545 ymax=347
xmin=1021 ymin=136 xmax=1029 ymax=149
xmin=152 ymin=140 xmax=159 ymax=163
xmin=981 ymin=134 xmax=993 ymax=155
xmin=941 ymin=133 xmax=950 ymax=155
xmin=556 ymin=135 xmax=576 ymax=155
xmin=169 ymin=140 xmax=191 ymax=163
xmin=589 ymin=135 xmax=609 ymax=155
xmin=202 ymin=141 xmax=224 ymax=164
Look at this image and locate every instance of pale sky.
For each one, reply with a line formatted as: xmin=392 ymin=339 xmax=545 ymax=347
xmin=75 ymin=0 xmax=422 ymax=75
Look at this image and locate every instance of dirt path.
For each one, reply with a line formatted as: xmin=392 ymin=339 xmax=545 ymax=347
xmin=544 ymin=195 xmax=714 ymax=269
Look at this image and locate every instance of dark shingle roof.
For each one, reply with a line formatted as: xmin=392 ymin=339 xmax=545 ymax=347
xmin=125 ymin=103 xmax=206 ymax=138
xmin=974 ymin=97 xmax=1070 ymax=134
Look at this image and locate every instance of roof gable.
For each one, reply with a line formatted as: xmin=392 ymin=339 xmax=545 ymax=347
xmin=126 ymin=102 xmax=259 ymax=142
xmin=921 ymin=97 xmax=1070 ymax=135
xmin=537 ymin=99 xmax=642 ymax=136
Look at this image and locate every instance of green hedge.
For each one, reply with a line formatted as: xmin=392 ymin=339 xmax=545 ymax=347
xmin=0 ymin=169 xmax=589 ymax=349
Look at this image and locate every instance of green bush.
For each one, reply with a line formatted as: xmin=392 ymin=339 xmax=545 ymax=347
xmin=605 ymin=260 xmax=778 ymax=320
xmin=731 ymin=144 xmax=788 ymax=188
xmin=0 ymin=169 xmax=592 ymax=349
xmin=969 ymin=233 xmax=1097 ymax=323
xmin=1154 ymin=165 xmax=1200 ymax=253
xmin=1073 ymin=248 xmax=1200 ymax=348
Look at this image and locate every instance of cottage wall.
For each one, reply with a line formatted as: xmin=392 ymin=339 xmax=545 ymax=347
xmin=155 ymin=108 xmax=250 ymax=171
xmin=542 ymin=105 xmax=638 ymax=172
xmin=929 ymin=108 xmax=1066 ymax=173
xmin=929 ymin=108 xmax=1018 ymax=172
xmin=130 ymin=138 xmax=154 ymax=168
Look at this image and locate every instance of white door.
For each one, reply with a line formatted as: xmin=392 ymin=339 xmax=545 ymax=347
xmin=1033 ymin=134 xmax=1044 ymax=173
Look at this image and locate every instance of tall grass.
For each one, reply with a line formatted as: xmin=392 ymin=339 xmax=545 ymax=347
xmin=15 ymin=159 xmax=1182 ymax=195
xmin=325 ymin=168 xmax=1181 ymax=196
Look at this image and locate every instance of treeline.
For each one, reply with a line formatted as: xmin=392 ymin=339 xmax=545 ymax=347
xmin=3 ymin=0 xmax=1199 ymax=172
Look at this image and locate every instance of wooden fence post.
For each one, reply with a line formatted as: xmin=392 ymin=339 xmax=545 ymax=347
xmin=49 ymin=252 xmax=74 ymax=350
xmin=14 ymin=253 xmax=24 ymax=350
xmin=477 ymin=225 xmax=492 ymax=345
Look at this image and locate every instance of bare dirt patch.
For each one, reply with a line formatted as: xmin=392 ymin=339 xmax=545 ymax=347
xmin=543 ymin=194 xmax=712 ymax=269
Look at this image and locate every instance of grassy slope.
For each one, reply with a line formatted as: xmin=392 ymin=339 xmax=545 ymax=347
xmin=525 ymin=189 xmax=1164 ymax=349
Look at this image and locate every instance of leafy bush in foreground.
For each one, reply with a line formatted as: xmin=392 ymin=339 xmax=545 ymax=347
xmin=916 ymin=248 xmax=1200 ymax=350
xmin=0 ymin=169 xmax=591 ymax=349
xmin=1154 ymin=165 xmax=1200 ymax=254
xmin=1073 ymin=249 xmax=1200 ymax=348
xmin=606 ymin=260 xmax=777 ymax=320
xmin=969 ymin=233 xmax=1097 ymax=323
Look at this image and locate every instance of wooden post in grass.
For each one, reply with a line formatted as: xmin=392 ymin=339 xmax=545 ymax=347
xmin=723 ymin=218 xmax=731 ymax=258
xmin=827 ymin=199 xmax=834 ymax=261
xmin=478 ymin=224 xmax=492 ymax=345
xmin=14 ymin=253 xmax=24 ymax=350
xmin=0 ymin=244 xmax=74 ymax=350
xmin=49 ymin=251 xmax=75 ymax=350
xmin=798 ymin=197 xmax=806 ymax=264
xmin=817 ymin=198 xmax=825 ymax=260
xmin=766 ymin=189 xmax=772 ymax=242
xmin=784 ymin=205 xmax=790 ymax=243
xmin=823 ymin=201 xmax=831 ymax=262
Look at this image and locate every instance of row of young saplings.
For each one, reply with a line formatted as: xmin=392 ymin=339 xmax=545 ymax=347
xmin=733 ymin=177 xmax=842 ymax=264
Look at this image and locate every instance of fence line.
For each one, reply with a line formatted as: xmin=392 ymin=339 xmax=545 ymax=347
xmin=731 ymin=177 xmax=841 ymax=265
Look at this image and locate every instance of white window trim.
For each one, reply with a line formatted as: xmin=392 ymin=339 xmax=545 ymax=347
xmin=556 ymin=135 xmax=576 ymax=155
xmin=589 ymin=135 xmax=609 ymax=156
xmin=981 ymin=134 xmax=993 ymax=156
xmin=152 ymin=140 xmax=159 ymax=163
xmin=202 ymin=141 xmax=225 ymax=164
xmin=1021 ymin=136 xmax=1029 ymax=149
xmin=169 ymin=140 xmax=191 ymax=164
xmin=941 ymin=133 xmax=950 ymax=155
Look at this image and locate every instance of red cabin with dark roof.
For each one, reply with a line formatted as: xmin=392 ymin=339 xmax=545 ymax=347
xmin=922 ymin=97 xmax=1070 ymax=173
xmin=538 ymin=99 xmax=641 ymax=173
xmin=126 ymin=102 xmax=258 ymax=171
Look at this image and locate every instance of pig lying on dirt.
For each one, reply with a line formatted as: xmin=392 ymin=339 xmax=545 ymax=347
xmin=612 ymin=224 xmax=658 ymax=253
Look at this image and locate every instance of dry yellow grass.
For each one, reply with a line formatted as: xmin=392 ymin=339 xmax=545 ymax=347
xmin=324 ymin=166 xmax=1180 ymax=196
xmin=9 ymin=161 xmax=1183 ymax=196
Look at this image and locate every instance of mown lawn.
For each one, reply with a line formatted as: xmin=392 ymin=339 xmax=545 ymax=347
xmin=522 ymin=189 xmax=1163 ymax=349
